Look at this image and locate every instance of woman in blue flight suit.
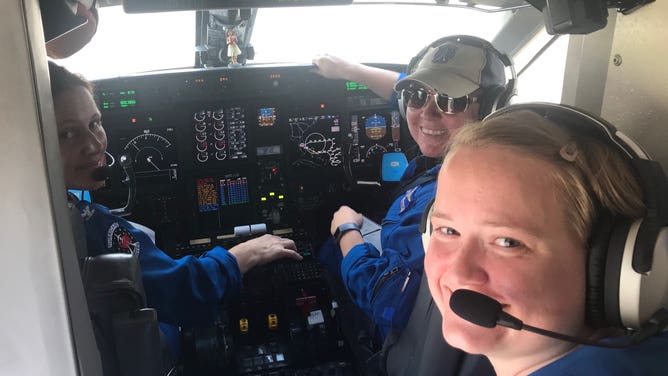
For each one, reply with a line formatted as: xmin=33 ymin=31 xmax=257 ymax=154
xmin=313 ymin=36 xmax=513 ymax=339
xmin=50 ymin=61 xmax=303 ymax=356
xmin=424 ymin=104 xmax=668 ymax=375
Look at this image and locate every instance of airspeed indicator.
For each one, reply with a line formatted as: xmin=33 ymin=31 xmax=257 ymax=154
xmin=121 ymin=129 xmax=178 ymax=182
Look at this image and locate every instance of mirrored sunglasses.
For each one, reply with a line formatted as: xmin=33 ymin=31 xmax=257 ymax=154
xmin=403 ymin=87 xmax=477 ymax=114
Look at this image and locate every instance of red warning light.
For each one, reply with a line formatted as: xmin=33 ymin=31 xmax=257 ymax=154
xmin=131 ymin=117 xmax=137 ymax=124
xmin=320 ymin=103 xmax=326 ymax=109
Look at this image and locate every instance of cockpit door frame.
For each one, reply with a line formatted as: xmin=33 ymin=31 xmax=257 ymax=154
xmin=0 ymin=0 xmax=101 ymax=374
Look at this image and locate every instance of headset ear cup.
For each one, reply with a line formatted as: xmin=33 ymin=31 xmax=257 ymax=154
xmin=497 ymin=78 xmax=516 ymax=109
xmin=587 ymin=215 xmax=635 ymax=329
xmin=398 ymin=90 xmax=407 ymax=120
xmin=604 ymin=219 xmax=643 ymax=329
xmin=478 ymin=85 xmax=505 ymax=118
xmin=586 ymin=216 xmax=615 ymax=328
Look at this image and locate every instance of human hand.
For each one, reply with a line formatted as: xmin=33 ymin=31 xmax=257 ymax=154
xmin=330 ymin=205 xmax=364 ymax=236
xmin=229 ymin=234 xmax=303 ymax=274
xmin=311 ymin=54 xmax=355 ymax=80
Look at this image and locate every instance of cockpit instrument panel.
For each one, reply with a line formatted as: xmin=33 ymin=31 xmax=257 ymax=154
xmin=94 ymin=64 xmax=409 ymax=249
xmin=120 ymin=128 xmax=179 ymax=182
xmin=192 ymin=107 xmax=249 ymax=164
xmin=288 ymin=114 xmax=342 ymax=168
xmin=92 ymin=64 xmax=409 ymax=375
xmin=349 ymin=109 xmax=402 ymax=165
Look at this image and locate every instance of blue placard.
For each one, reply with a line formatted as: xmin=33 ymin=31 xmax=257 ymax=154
xmin=382 ymin=152 xmax=408 ymax=182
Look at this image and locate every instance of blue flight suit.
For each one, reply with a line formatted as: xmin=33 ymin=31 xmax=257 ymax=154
xmin=529 ymin=331 xmax=668 ymax=375
xmin=320 ymin=157 xmax=440 ymax=338
xmin=74 ymin=199 xmax=243 ymax=356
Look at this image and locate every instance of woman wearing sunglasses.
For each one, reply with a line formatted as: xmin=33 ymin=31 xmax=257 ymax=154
xmin=314 ymin=36 xmax=512 ymax=342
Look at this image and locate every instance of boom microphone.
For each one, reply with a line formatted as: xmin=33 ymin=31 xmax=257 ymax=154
xmin=91 ymin=165 xmax=112 ymax=181
xmin=91 ymin=151 xmax=115 ymax=181
xmin=449 ymin=289 xmax=668 ymax=349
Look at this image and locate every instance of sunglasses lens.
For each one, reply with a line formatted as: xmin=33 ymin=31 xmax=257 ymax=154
xmin=406 ymin=89 xmax=428 ymax=109
xmin=451 ymin=96 xmax=470 ymax=113
xmin=405 ymin=88 xmax=472 ymax=114
xmin=435 ymin=94 xmax=470 ymax=114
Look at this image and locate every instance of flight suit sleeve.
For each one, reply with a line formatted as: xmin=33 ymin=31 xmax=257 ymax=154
xmin=140 ymin=245 xmax=243 ymax=327
xmin=340 ymin=187 xmax=433 ymax=336
xmin=78 ymin=200 xmax=243 ymax=327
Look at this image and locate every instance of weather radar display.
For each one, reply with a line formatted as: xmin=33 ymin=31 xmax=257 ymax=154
xmin=288 ymin=114 xmax=342 ymax=167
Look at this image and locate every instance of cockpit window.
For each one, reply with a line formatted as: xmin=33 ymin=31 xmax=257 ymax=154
xmin=58 ymin=6 xmax=196 ymax=79
xmin=251 ymin=5 xmax=510 ymax=64
xmin=58 ymin=4 xmax=511 ymax=79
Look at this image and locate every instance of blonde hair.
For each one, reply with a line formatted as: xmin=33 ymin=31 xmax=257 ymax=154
xmin=444 ymin=109 xmax=646 ymax=245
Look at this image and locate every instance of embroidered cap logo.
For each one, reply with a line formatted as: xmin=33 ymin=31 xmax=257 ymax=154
xmin=432 ymin=44 xmax=458 ymax=65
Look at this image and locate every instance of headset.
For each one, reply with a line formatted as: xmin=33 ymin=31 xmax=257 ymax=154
xmin=397 ymin=35 xmax=517 ymax=120
xmin=419 ymin=102 xmax=668 ymax=332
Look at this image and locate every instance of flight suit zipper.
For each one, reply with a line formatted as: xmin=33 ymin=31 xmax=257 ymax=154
xmin=372 ymin=266 xmax=403 ymax=300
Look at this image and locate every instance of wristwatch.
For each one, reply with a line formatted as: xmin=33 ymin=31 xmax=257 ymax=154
xmin=334 ymin=222 xmax=361 ymax=244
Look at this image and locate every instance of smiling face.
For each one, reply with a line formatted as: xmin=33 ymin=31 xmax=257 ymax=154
xmin=424 ymin=145 xmax=588 ymax=372
xmin=54 ymin=85 xmax=107 ymax=191
xmin=405 ymin=94 xmax=479 ymax=158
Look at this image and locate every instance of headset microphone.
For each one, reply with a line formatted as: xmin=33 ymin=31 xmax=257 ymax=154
xmin=91 ymin=165 xmax=112 ymax=181
xmin=449 ymin=289 xmax=668 ymax=349
xmin=91 ymin=151 xmax=115 ymax=181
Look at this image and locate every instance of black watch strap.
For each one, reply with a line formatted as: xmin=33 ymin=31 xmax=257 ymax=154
xmin=334 ymin=222 xmax=361 ymax=244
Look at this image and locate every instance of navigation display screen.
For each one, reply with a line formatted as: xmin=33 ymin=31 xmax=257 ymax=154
xmin=287 ymin=114 xmax=342 ymax=168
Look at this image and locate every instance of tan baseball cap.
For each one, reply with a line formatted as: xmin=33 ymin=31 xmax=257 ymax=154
xmin=394 ymin=40 xmax=506 ymax=98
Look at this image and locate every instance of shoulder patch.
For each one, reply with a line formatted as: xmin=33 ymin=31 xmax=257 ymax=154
xmin=106 ymin=222 xmax=140 ymax=255
xmin=80 ymin=203 xmax=96 ymax=221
